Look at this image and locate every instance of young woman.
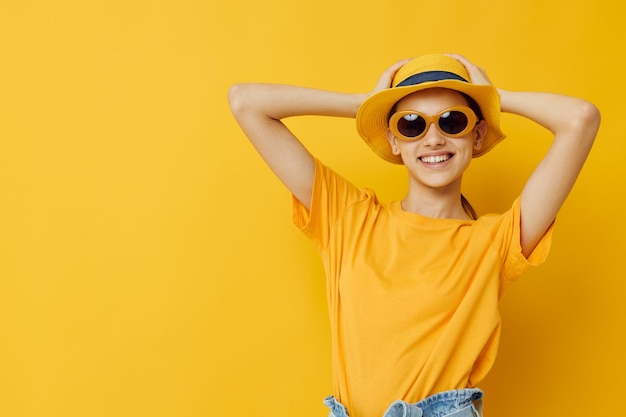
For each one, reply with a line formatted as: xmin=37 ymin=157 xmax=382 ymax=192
xmin=228 ymin=53 xmax=600 ymax=417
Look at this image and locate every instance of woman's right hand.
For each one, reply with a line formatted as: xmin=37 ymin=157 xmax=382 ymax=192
xmin=369 ymin=59 xmax=412 ymax=97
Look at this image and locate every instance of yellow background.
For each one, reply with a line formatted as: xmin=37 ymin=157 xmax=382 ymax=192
xmin=0 ymin=1 xmax=623 ymax=416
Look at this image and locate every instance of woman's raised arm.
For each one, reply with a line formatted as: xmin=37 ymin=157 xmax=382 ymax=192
xmin=228 ymin=84 xmax=365 ymax=209
xmin=498 ymin=89 xmax=600 ymax=257
xmin=447 ymin=53 xmax=601 ymax=257
xmin=228 ymin=60 xmax=408 ymax=210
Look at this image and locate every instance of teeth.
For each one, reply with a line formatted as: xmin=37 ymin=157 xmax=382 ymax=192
xmin=420 ymin=154 xmax=450 ymax=164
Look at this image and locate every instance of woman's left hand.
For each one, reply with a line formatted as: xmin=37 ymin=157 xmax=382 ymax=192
xmin=445 ymin=53 xmax=493 ymax=86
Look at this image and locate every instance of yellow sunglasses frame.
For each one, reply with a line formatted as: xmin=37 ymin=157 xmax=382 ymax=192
xmin=389 ymin=106 xmax=478 ymax=142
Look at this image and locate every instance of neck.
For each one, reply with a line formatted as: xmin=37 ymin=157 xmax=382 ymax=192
xmin=401 ymin=180 xmax=470 ymax=220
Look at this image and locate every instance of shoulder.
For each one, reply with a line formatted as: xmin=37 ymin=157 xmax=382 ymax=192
xmin=476 ymin=196 xmax=554 ymax=272
xmin=312 ymin=158 xmax=378 ymax=203
xmin=475 ymin=197 xmax=522 ymax=229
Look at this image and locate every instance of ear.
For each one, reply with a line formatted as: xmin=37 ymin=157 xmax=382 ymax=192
xmin=473 ymin=120 xmax=488 ymax=150
xmin=386 ymin=129 xmax=400 ymax=155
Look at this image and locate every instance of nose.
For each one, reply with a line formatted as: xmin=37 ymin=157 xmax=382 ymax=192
xmin=421 ymin=122 xmax=446 ymax=147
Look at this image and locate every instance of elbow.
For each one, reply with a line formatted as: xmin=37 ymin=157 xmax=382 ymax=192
xmin=580 ymin=100 xmax=601 ymax=128
xmin=577 ymin=100 xmax=601 ymax=137
xmin=228 ymin=83 xmax=250 ymax=116
xmin=228 ymin=83 xmax=270 ymax=119
xmin=583 ymin=101 xmax=601 ymax=146
xmin=565 ymin=100 xmax=601 ymax=146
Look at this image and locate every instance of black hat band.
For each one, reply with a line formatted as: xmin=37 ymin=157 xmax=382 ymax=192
xmin=396 ymin=71 xmax=468 ymax=87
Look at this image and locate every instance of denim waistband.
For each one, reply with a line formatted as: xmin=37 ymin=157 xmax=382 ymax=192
xmin=324 ymin=388 xmax=483 ymax=417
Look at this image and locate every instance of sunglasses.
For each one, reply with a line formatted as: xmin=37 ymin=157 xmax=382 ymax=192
xmin=389 ymin=106 xmax=478 ymax=141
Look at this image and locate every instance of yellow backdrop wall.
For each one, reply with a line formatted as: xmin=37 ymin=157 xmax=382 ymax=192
xmin=0 ymin=1 xmax=623 ymax=416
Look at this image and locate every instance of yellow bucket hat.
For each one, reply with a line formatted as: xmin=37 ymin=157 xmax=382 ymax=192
xmin=356 ymin=54 xmax=505 ymax=164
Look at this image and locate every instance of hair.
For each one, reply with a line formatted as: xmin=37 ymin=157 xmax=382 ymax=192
xmin=459 ymin=92 xmax=481 ymax=220
xmin=387 ymin=89 xmax=484 ymax=220
xmin=459 ymin=92 xmax=483 ymax=121
xmin=461 ymin=194 xmax=478 ymax=220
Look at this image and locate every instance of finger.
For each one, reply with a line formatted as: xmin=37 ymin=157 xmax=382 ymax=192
xmin=444 ymin=53 xmax=472 ymax=67
xmin=381 ymin=59 xmax=411 ymax=80
xmin=390 ymin=58 xmax=412 ymax=70
xmin=375 ymin=59 xmax=412 ymax=91
xmin=444 ymin=53 xmax=491 ymax=85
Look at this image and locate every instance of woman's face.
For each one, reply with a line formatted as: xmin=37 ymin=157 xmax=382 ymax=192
xmin=386 ymin=88 xmax=486 ymax=191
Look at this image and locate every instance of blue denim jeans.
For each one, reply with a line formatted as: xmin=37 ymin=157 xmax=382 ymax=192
xmin=324 ymin=388 xmax=483 ymax=417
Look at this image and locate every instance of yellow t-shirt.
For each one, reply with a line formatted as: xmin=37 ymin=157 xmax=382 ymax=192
xmin=292 ymin=159 xmax=553 ymax=417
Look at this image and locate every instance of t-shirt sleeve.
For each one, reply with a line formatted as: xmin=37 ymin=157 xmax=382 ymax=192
xmin=493 ymin=196 xmax=555 ymax=284
xmin=292 ymin=158 xmax=367 ymax=252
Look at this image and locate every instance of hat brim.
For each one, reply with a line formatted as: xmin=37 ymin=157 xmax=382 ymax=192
xmin=356 ymin=80 xmax=506 ymax=164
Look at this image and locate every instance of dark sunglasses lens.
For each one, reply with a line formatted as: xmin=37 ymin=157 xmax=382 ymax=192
xmin=439 ymin=111 xmax=469 ymax=135
xmin=397 ymin=114 xmax=426 ymax=138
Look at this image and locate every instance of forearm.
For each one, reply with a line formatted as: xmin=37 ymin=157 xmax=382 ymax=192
xmin=498 ymin=89 xmax=600 ymax=140
xmin=229 ymin=83 xmax=367 ymax=121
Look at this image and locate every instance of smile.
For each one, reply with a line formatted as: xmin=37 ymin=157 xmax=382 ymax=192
xmin=419 ymin=154 xmax=452 ymax=164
